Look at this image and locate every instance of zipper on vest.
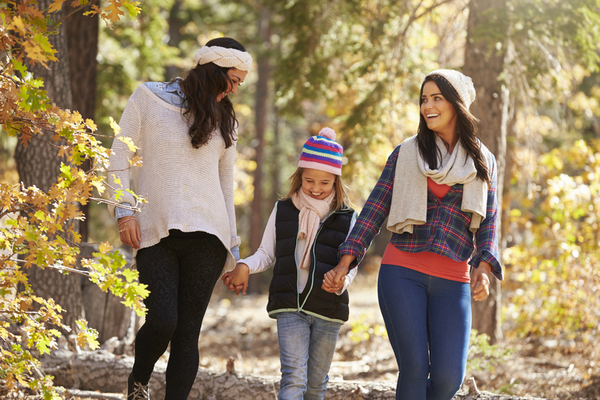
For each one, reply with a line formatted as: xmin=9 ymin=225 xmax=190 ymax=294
xmin=297 ymin=210 xmax=339 ymax=313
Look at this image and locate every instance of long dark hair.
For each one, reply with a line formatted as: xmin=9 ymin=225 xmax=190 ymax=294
xmin=177 ymin=37 xmax=246 ymax=149
xmin=416 ymin=74 xmax=490 ymax=184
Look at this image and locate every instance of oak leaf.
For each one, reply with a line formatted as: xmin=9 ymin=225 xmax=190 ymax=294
xmin=103 ymin=0 xmax=125 ymax=23
xmin=48 ymin=0 xmax=66 ymax=13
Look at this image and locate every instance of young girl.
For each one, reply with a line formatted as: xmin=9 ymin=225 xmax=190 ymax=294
xmin=222 ymin=127 xmax=357 ymax=400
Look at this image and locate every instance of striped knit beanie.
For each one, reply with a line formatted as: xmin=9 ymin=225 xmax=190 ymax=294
xmin=298 ymin=127 xmax=343 ymax=176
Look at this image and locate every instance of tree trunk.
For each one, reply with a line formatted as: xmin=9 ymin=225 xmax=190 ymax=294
xmin=246 ymin=5 xmax=273 ymax=293
xmin=66 ymin=1 xmax=99 ymax=244
xmin=41 ymin=350 xmax=550 ymax=400
xmin=165 ymin=0 xmax=183 ymax=81
xmin=13 ymin=0 xmax=84 ymax=330
xmin=249 ymin=5 xmax=272 ymax=253
xmin=462 ymin=0 xmax=509 ymax=343
xmin=269 ymin=106 xmax=281 ymax=207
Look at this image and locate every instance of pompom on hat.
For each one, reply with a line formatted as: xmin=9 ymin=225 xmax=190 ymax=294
xmin=426 ymin=69 xmax=476 ymax=109
xmin=298 ymin=127 xmax=344 ymax=176
xmin=195 ymin=45 xmax=253 ymax=73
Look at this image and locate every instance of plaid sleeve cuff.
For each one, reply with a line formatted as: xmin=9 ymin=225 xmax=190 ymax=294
xmin=339 ymin=239 xmax=367 ymax=269
xmin=470 ymin=250 xmax=503 ymax=280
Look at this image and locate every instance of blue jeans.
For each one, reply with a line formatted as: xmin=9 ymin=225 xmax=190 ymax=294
xmin=378 ymin=264 xmax=471 ymax=400
xmin=276 ymin=311 xmax=342 ymax=400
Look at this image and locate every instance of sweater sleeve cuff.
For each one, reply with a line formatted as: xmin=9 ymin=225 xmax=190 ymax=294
xmin=230 ymin=235 xmax=241 ymax=248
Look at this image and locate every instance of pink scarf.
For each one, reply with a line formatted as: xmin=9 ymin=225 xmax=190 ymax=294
xmin=291 ymin=190 xmax=335 ymax=270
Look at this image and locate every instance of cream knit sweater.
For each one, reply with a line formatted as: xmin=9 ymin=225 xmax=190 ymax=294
xmin=107 ymin=84 xmax=240 ymax=273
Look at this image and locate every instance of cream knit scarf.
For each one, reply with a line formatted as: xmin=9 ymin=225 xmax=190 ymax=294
xmin=291 ymin=190 xmax=335 ymax=270
xmin=387 ymin=134 xmax=493 ymax=234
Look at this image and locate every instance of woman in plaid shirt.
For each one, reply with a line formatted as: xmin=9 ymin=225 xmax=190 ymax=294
xmin=324 ymin=69 xmax=503 ymax=400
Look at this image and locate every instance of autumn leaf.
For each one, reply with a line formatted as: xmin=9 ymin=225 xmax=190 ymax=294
xmin=85 ymin=118 xmax=97 ymax=132
xmin=131 ymin=155 xmax=143 ymax=167
xmin=118 ymin=136 xmax=138 ymax=152
xmin=48 ymin=0 xmax=66 ymax=13
xmin=98 ymin=242 xmax=113 ymax=253
xmin=10 ymin=16 xmax=26 ymax=34
xmin=109 ymin=116 xmax=121 ymax=136
xmin=57 ymin=145 xmax=70 ymax=158
xmin=103 ymin=0 xmax=125 ymax=23
xmin=121 ymin=0 xmax=141 ymax=17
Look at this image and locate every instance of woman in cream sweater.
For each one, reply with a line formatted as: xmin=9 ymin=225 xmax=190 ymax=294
xmin=108 ymin=37 xmax=252 ymax=400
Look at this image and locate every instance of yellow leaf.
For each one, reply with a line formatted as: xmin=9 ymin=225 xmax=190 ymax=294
xmin=118 ymin=136 xmax=138 ymax=152
xmin=131 ymin=155 xmax=143 ymax=167
xmin=98 ymin=242 xmax=113 ymax=253
xmin=86 ymin=118 xmax=97 ymax=132
xmin=11 ymin=16 xmax=26 ymax=34
xmin=49 ymin=0 xmax=66 ymax=13
xmin=109 ymin=116 xmax=121 ymax=136
xmin=23 ymin=41 xmax=47 ymax=65
xmin=71 ymin=231 xmax=82 ymax=244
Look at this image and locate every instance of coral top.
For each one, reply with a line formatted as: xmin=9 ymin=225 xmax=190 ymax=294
xmin=381 ymin=178 xmax=470 ymax=283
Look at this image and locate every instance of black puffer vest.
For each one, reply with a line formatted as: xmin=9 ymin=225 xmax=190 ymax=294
xmin=267 ymin=198 xmax=355 ymax=323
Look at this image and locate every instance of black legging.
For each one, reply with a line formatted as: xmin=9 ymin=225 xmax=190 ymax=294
xmin=132 ymin=230 xmax=227 ymax=399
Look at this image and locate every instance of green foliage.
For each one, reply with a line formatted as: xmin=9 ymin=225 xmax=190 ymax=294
xmin=96 ymin=0 xmax=180 ymax=136
xmin=348 ymin=312 xmax=387 ymax=343
xmin=0 ymin=1 xmax=148 ymax=396
xmin=504 ymin=139 xmax=600 ymax=338
xmin=467 ymin=330 xmax=514 ymax=374
xmin=508 ymin=0 xmax=600 ymax=73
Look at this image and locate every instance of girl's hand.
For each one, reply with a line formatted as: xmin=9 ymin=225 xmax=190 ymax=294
xmin=322 ymin=254 xmax=355 ymax=292
xmin=222 ymin=263 xmax=250 ymax=295
xmin=471 ymin=261 xmax=492 ymax=301
xmin=118 ymin=216 xmax=141 ymax=249
xmin=322 ymin=270 xmax=345 ymax=293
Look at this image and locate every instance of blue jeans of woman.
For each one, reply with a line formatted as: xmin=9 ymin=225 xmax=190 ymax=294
xmin=378 ymin=264 xmax=471 ymax=400
xmin=276 ymin=311 xmax=342 ymax=400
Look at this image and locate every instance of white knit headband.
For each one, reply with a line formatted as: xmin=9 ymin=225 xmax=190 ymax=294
xmin=426 ymin=69 xmax=476 ymax=109
xmin=194 ymin=46 xmax=253 ymax=73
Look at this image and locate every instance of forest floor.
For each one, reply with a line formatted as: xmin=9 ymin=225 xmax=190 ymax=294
xmin=4 ymin=272 xmax=599 ymax=399
xmin=196 ymin=271 xmax=600 ymax=400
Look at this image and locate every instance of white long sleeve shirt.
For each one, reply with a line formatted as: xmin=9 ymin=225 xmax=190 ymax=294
xmin=238 ymin=203 xmax=357 ymax=295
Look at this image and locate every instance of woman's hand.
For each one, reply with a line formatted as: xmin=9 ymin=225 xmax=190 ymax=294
xmin=222 ymin=263 xmax=250 ymax=295
xmin=322 ymin=254 xmax=355 ymax=292
xmin=118 ymin=216 xmax=141 ymax=249
xmin=322 ymin=271 xmax=345 ymax=293
xmin=471 ymin=261 xmax=492 ymax=301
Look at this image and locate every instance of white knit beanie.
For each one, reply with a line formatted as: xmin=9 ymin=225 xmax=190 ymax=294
xmin=426 ymin=69 xmax=476 ymax=109
xmin=194 ymin=45 xmax=253 ymax=73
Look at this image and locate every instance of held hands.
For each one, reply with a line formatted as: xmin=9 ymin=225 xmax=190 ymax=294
xmin=118 ymin=216 xmax=141 ymax=249
xmin=322 ymin=270 xmax=345 ymax=293
xmin=221 ymin=263 xmax=250 ymax=295
xmin=322 ymin=254 xmax=355 ymax=293
xmin=471 ymin=261 xmax=492 ymax=301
